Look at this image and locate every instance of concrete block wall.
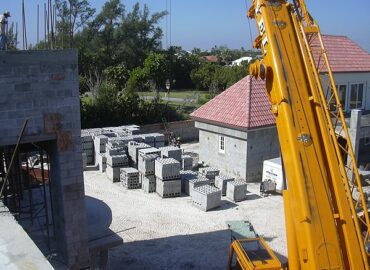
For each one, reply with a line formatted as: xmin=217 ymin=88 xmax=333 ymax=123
xmin=0 ymin=50 xmax=89 ymax=269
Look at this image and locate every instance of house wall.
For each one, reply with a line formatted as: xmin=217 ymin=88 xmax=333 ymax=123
xmin=322 ymin=72 xmax=370 ymax=112
xmin=196 ymin=122 xmax=248 ymax=179
xmin=196 ymin=121 xmax=280 ymax=182
xmin=246 ymin=127 xmax=280 ymax=182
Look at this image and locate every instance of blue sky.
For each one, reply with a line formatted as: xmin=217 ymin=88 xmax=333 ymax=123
xmin=2 ymin=0 xmax=370 ymax=52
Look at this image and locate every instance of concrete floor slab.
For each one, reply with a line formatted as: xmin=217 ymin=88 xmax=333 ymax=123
xmin=0 ymin=204 xmax=53 ymax=270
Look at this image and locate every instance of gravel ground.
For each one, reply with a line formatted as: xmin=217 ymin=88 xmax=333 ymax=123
xmin=84 ymin=169 xmax=287 ymax=269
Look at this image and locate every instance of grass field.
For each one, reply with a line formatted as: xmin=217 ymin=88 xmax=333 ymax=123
xmin=138 ymin=89 xmax=208 ymax=100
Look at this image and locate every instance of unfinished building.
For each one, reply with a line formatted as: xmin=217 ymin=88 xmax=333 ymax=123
xmin=0 ymin=50 xmax=89 ymax=269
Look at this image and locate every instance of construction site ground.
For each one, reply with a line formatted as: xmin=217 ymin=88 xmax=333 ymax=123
xmin=84 ymin=143 xmax=288 ymax=269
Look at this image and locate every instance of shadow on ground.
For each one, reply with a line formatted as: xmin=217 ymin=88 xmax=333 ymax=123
xmin=109 ymin=230 xmax=287 ymax=270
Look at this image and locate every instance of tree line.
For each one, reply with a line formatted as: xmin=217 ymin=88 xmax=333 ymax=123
xmin=25 ymin=0 xmax=258 ymax=128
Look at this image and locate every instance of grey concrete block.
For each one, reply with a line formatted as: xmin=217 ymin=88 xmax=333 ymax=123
xmin=182 ymin=155 xmax=193 ymax=170
xmin=138 ymin=153 xmax=159 ymax=175
xmin=192 ymin=185 xmax=221 ymax=211
xmin=105 ymin=165 xmax=121 ymax=182
xmin=226 ymin=180 xmax=247 ymax=202
xmin=156 ymin=178 xmax=181 ymax=198
xmin=159 ymin=146 xmax=182 ymax=162
xmin=215 ymin=175 xmax=235 ymax=196
xmin=185 ymin=177 xmax=210 ymax=196
xmin=155 ymin=158 xmax=181 ymax=180
xmin=96 ymin=153 xmax=107 ymax=173
xmin=180 ymin=170 xmax=198 ymax=192
xmin=120 ymin=167 xmax=140 ymax=189
xmin=141 ymin=174 xmax=156 ymax=193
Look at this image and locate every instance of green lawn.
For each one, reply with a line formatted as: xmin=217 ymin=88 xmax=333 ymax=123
xmin=138 ymin=89 xmax=208 ymax=100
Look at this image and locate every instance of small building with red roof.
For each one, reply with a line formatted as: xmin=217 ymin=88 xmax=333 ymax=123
xmin=191 ymin=35 xmax=370 ymax=182
xmin=191 ymin=75 xmax=280 ymax=181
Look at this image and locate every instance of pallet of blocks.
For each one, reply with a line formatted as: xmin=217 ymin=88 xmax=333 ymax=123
xmin=199 ymin=167 xmax=220 ymax=185
xmin=181 ymin=155 xmax=193 ymax=170
xmin=105 ymin=154 xmax=129 ymax=182
xmin=81 ymin=133 xmax=94 ymax=166
xmin=128 ymin=142 xmax=151 ymax=167
xmin=138 ymin=153 xmax=159 ymax=193
xmin=155 ymin=158 xmax=181 ymax=198
xmin=159 ymin=146 xmax=182 ymax=162
xmin=121 ymin=167 xmax=140 ymax=189
xmin=192 ymin=185 xmax=221 ymax=211
xmin=180 ymin=170 xmax=198 ymax=193
xmin=226 ymin=180 xmax=247 ymax=202
xmin=215 ymin=175 xmax=235 ymax=196
xmin=185 ymin=177 xmax=210 ymax=196
xmin=141 ymin=174 xmax=156 ymax=193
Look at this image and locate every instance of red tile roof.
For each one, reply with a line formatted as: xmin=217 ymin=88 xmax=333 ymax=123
xmin=191 ymin=76 xmax=275 ymax=130
xmin=204 ymin=55 xmax=218 ymax=63
xmin=313 ymin=35 xmax=370 ymax=73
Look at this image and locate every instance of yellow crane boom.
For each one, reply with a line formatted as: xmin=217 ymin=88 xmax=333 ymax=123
xmin=229 ymin=0 xmax=370 ymax=269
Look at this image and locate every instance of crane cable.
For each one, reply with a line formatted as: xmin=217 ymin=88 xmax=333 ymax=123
xmin=244 ymin=0 xmax=254 ymax=49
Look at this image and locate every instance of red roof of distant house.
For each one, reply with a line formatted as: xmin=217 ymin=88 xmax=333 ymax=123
xmin=204 ymin=55 xmax=218 ymax=63
xmin=313 ymin=35 xmax=370 ymax=73
xmin=191 ymin=76 xmax=275 ymax=130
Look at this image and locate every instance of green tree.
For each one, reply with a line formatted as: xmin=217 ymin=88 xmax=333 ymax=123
xmin=103 ymin=64 xmax=130 ymax=89
xmin=55 ymin=0 xmax=96 ymax=48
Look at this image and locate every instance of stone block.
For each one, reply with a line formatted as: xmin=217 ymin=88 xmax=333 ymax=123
xmin=120 ymin=167 xmax=140 ymax=189
xmin=105 ymin=165 xmax=121 ymax=182
xmin=227 ymin=180 xmax=247 ymax=202
xmin=192 ymin=185 xmax=221 ymax=211
xmin=141 ymin=174 xmax=156 ymax=193
xmin=215 ymin=175 xmax=235 ymax=196
xmin=155 ymin=158 xmax=181 ymax=180
xmin=185 ymin=176 xmax=210 ymax=196
xmin=159 ymin=146 xmax=182 ymax=162
xmin=138 ymin=153 xmax=159 ymax=175
xmin=156 ymin=178 xmax=181 ymax=198
xmin=182 ymin=155 xmax=193 ymax=170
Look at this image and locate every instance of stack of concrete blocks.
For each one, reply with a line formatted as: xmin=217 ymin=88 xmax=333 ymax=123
xmin=138 ymin=152 xmax=159 ymax=193
xmin=105 ymin=155 xmax=129 ymax=182
xmin=200 ymin=167 xmax=220 ymax=185
xmin=180 ymin=170 xmax=198 ymax=194
xmin=215 ymin=175 xmax=235 ymax=196
xmin=128 ymin=142 xmax=151 ymax=168
xmin=192 ymin=185 xmax=222 ymax=211
xmin=185 ymin=177 xmax=210 ymax=196
xmin=140 ymin=134 xmax=155 ymax=147
xmin=159 ymin=146 xmax=182 ymax=162
xmin=81 ymin=132 xmax=94 ymax=166
xmin=151 ymin=133 xmax=165 ymax=148
xmin=94 ymin=135 xmax=108 ymax=155
xmin=155 ymin=158 xmax=181 ymax=198
xmin=226 ymin=180 xmax=247 ymax=202
xmin=121 ymin=167 xmax=140 ymax=189
xmin=181 ymin=155 xmax=193 ymax=170
xmin=96 ymin=153 xmax=107 ymax=173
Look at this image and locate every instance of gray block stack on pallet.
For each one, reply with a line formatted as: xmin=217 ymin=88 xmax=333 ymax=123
xmin=121 ymin=167 xmax=140 ymax=189
xmin=226 ymin=180 xmax=247 ymax=202
xmin=215 ymin=175 xmax=235 ymax=196
xmin=152 ymin=133 xmax=165 ymax=148
xmin=105 ymin=155 xmax=129 ymax=182
xmin=96 ymin=153 xmax=107 ymax=173
xmin=81 ymin=133 xmax=94 ymax=165
xmin=140 ymin=134 xmax=155 ymax=147
xmin=192 ymin=185 xmax=222 ymax=211
xmin=155 ymin=158 xmax=181 ymax=198
xmin=181 ymin=155 xmax=193 ymax=170
xmin=138 ymin=153 xmax=159 ymax=193
xmin=128 ymin=142 xmax=151 ymax=167
xmin=159 ymin=146 xmax=182 ymax=162
xmin=200 ymin=167 xmax=220 ymax=185
xmin=94 ymin=135 xmax=108 ymax=155
xmin=180 ymin=170 xmax=198 ymax=193
xmin=185 ymin=177 xmax=210 ymax=196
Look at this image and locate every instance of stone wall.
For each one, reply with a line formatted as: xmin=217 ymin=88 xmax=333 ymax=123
xmin=141 ymin=120 xmax=199 ymax=142
xmin=0 ymin=50 xmax=89 ymax=269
